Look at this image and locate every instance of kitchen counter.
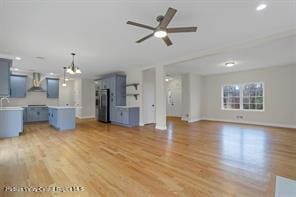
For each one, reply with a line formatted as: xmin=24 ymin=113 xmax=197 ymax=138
xmin=0 ymin=107 xmax=24 ymax=111
xmin=115 ymin=106 xmax=139 ymax=108
xmin=0 ymin=107 xmax=23 ymax=138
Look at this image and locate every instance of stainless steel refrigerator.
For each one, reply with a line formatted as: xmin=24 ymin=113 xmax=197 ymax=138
xmin=96 ymin=89 xmax=110 ymax=123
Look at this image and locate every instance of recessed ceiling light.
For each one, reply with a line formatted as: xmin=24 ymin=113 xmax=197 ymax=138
xmin=14 ymin=68 xmax=19 ymax=71
xmin=15 ymin=57 xmax=21 ymax=60
xmin=256 ymin=3 xmax=267 ymax=11
xmin=154 ymin=30 xmax=167 ymax=38
xmin=65 ymin=78 xmax=69 ymax=81
xmin=49 ymin=72 xmax=54 ymax=75
xmin=225 ymin=62 xmax=236 ymax=67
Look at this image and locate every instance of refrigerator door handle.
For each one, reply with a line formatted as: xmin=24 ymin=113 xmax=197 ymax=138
xmin=99 ymin=94 xmax=102 ymax=109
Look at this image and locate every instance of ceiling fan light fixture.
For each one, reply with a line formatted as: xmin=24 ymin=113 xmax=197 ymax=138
xmin=256 ymin=3 xmax=267 ymax=11
xmin=154 ymin=30 xmax=167 ymax=38
xmin=225 ymin=62 xmax=236 ymax=67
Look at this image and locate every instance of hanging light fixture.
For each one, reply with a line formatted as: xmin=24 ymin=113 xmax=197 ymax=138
xmin=66 ymin=53 xmax=82 ymax=74
xmin=62 ymin=67 xmax=67 ymax=87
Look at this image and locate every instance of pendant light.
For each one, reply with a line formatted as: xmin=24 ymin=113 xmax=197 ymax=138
xmin=66 ymin=53 xmax=82 ymax=74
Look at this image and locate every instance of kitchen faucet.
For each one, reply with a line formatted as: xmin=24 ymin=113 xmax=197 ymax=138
xmin=0 ymin=97 xmax=10 ymax=108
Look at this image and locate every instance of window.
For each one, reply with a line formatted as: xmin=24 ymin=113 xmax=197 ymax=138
xmin=222 ymin=82 xmax=264 ymax=111
xmin=243 ymin=82 xmax=264 ymax=110
xmin=222 ymin=85 xmax=240 ymax=110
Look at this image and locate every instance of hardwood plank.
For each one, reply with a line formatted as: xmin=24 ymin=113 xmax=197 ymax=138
xmin=0 ymin=118 xmax=295 ymax=196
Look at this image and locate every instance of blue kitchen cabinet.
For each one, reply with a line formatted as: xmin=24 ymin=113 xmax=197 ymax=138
xmin=10 ymin=75 xmax=27 ymax=98
xmin=48 ymin=107 xmax=76 ymax=131
xmin=113 ymin=107 xmax=139 ymax=127
xmin=0 ymin=108 xmax=23 ymax=138
xmin=0 ymin=58 xmax=12 ymax=97
xmin=115 ymin=75 xmax=126 ymax=106
xmin=46 ymin=78 xmax=59 ymax=98
xmin=25 ymin=107 xmax=48 ymax=122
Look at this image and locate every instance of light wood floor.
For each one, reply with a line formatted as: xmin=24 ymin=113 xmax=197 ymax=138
xmin=0 ymin=117 xmax=295 ymax=197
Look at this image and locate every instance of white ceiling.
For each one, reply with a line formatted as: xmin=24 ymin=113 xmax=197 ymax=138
xmin=0 ymin=0 xmax=295 ymax=78
xmin=166 ymin=34 xmax=296 ymax=75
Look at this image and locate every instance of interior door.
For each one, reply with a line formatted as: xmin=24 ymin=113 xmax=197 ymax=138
xmin=143 ymin=68 xmax=156 ymax=124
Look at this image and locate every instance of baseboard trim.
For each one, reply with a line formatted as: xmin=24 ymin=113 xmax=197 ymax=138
xmin=202 ymin=118 xmax=296 ymax=129
xmin=188 ymin=118 xmax=201 ymax=123
xmin=76 ymin=116 xmax=96 ymax=119
xmin=155 ymin=125 xmax=167 ymax=130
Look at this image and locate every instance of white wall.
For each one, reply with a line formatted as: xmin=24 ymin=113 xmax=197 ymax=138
xmin=202 ymin=65 xmax=296 ymax=128
xmin=73 ymin=79 xmax=95 ymax=118
xmin=142 ymin=68 xmax=156 ymax=125
xmin=125 ymin=69 xmax=143 ymax=125
xmin=181 ymin=74 xmax=190 ymax=120
xmin=181 ymin=73 xmax=202 ymax=122
xmin=189 ymin=74 xmax=203 ymax=122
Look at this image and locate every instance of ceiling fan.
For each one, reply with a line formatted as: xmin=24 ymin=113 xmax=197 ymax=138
xmin=127 ymin=7 xmax=197 ymax=46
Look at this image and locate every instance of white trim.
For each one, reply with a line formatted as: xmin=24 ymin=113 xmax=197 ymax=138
xmin=155 ymin=125 xmax=167 ymax=130
xmin=76 ymin=116 xmax=95 ymax=119
xmin=188 ymin=118 xmax=201 ymax=123
xmin=202 ymin=118 xmax=296 ymax=129
xmin=181 ymin=116 xmax=188 ymax=121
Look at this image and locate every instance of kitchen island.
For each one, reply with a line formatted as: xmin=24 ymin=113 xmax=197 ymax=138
xmin=48 ymin=106 xmax=76 ymax=131
xmin=0 ymin=107 xmax=23 ymax=138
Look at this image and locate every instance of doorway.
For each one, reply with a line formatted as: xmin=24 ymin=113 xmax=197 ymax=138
xmin=143 ymin=68 xmax=156 ymax=124
xmin=166 ymin=75 xmax=182 ymax=117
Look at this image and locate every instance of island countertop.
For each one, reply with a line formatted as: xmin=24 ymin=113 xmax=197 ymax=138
xmin=0 ymin=107 xmax=24 ymax=111
xmin=47 ymin=106 xmax=78 ymax=109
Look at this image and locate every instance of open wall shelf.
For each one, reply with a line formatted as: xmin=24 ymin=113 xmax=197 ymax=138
xmin=125 ymin=83 xmax=140 ymax=90
xmin=126 ymin=94 xmax=140 ymax=100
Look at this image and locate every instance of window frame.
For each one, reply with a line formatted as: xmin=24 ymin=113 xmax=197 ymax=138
xmin=221 ymin=82 xmax=265 ymax=112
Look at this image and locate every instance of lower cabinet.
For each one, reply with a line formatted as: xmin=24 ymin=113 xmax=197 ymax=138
xmin=112 ymin=107 xmax=139 ymax=127
xmin=24 ymin=107 xmax=48 ymax=123
xmin=48 ymin=108 xmax=75 ymax=131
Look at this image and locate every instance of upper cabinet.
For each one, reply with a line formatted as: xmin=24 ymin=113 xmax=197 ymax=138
xmin=10 ymin=75 xmax=27 ymax=98
xmin=0 ymin=58 xmax=12 ymax=97
xmin=46 ymin=78 xmax=59 ymax=98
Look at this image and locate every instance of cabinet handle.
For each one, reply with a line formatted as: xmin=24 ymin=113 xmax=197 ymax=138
xmin=120 ymin=112 xmax=123 ymax=116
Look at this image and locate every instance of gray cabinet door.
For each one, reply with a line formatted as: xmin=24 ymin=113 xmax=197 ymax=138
xmin=116 ymin=75 xmax=126 ymax=106
xmin=0 ymin=58 xmax=12 ymax=97
xmin=38 ymin=108 xmax=49 ymax=121
xmin=47 ymin=78 xmax=59 ymax=98
xmin=27 ymin=108 xmax=38 ymax=122
xmin=95 ymin=80 xmax=103 ymax=90
xmin=10 ymin=75 xmax=27 ymax=98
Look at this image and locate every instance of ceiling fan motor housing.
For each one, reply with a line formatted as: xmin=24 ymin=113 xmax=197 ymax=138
xmin=156 ymin=15 xmax=164 ymax=22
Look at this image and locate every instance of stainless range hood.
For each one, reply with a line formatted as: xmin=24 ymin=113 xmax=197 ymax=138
xmin=28 ymin=72 xmax=46 ymax=92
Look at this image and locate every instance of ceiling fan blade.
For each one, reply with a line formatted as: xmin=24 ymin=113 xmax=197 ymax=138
xmin=159 ymin=7 xmax=177 ymax=28
xmin=127 ymin=21 xmax=155 ymax=30
xmin=167 ymin=27 xmax=197 ymax=33
xmin=162 ymin=36 xmax=173 ymax=46
xmin=136 ymin=33 xmax=154 ymax=43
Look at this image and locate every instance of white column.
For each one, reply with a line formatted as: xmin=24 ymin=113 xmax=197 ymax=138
xmin=155 ymin=66 xmax=167 ymax=130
